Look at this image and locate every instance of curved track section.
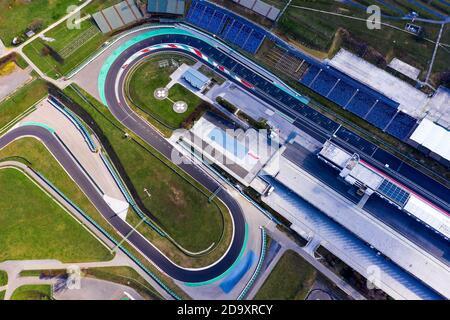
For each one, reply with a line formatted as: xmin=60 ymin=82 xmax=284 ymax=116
xmin=0 ymin=125 xmax=245 ymax=283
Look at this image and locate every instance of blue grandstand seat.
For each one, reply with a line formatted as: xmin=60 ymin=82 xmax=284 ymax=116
xmin=235 ymin=25 xmax=252 ymax=47
xmin=311 ymin=71 xmax=339 ymax=96
xmin=244 ymin=31 xmax=264 ymax=54
xmin=198 ymin=7 xmax=214 ymax=29
xmin=365 ymin=102 xmax=397 ymax=130
xmin=224 ymin=19 xmax=242 ymax=43
xmin=385 ymin=112 xmax=416 ymax=140
xmin=327 ymin=80 xmax=357 ymax=107
xmin=345 ymin=91 xmax=376 ymax=118
xmin=186 ymin=0 xmax=265 ymax=54
xmin=209 ymin=11 xmax=226 ymax=34
xmin=187 ymin=2 xmax=206 ymax=24
xmin=300 ymin=66 xmax=320 ymax=86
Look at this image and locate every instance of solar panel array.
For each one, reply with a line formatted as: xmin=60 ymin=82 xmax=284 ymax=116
xmin=186 ymin=0 xmax=265 ymax=54
xmin=377 ymin=179 xmax=410 ymax=207
xmin=300 ymin=65 xmax=417 ymax=141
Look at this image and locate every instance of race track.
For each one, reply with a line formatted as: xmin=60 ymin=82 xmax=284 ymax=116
xmin=0 ymin=124 xmax=246 ymax=283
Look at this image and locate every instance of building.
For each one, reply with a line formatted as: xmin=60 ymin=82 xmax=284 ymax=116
xmin=147 ymin=0 xmax=185 ymax=16
xmin=318 ymin=140 xmax=450 ymax=239
xmin=92 ymin=0 xmax=143 ymax=33
xmin=182 ymin=68 xmax=210 ymax=90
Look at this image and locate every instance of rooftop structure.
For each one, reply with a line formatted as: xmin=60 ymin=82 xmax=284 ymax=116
xmin=318 ymin=140 xmax=450 ymax=239
xmin=92 ymin=0 xmax=143 ymax=33
xmin=261 ymin=154 xmax=450 ymax=299
xmin=179 ymin=113 xmax=278 ymax=186
xmin=147 ymin=0 xmax=185 ymax=15
xmin=425 ymin=86 xmax=450 ymax=129
xmin=409 ymin=118 xmax=450 ymax=166
xmin=182 ymin=68 xmax=210 ymax=90
xmin=232 ymin=0 xmax=280 ymax=21
xmin=388 ymin=58 xmax=421 ymax=80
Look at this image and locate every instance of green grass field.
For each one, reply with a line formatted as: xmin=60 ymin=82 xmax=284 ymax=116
xmin=275 ymin=0 xmax=449 ymax=75
xmin=0 ymin=0 xmax=79 ymax=45
xmin=0 ymin=291 xmax=5 ymax=300
xmin=0 ymin=137 xmax=188 ymax=298
xmin=0 ymin=79 xmax=47 ymax=132
xmin=64 ymin=84 xmax=231 ymax=256
xmin=23 ymin=18 xmax=108 ymax=79
xmin=10 ymin=284 xmax=52 ymax=300
xmin=21 ymin=0 xmax=123 ymax=79
xmin=254 ymin=250 xmax=317 ymax=300
xmin=0 ymin=168 xmax=112 ymax=263
xmin=0 ymin=270 xmax=7 ymax=286
xmin=127 ymin=55 xmax=201 ymax=130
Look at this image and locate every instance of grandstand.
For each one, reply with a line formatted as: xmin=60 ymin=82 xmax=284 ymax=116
xmin=186 ymin=0 xmax=266 ymax=54
xmin=299 ymin=64 xmax=418 ymax=141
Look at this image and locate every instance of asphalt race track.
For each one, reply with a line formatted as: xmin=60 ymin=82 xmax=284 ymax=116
xmin=0 ymin=125 xmax=245 ymax=283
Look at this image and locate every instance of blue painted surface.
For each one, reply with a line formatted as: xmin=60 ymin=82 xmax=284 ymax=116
xmin=209 ymin=127 xmax=248 ymax=160
xmin=220 ymin=250 xmax=256 ymax=293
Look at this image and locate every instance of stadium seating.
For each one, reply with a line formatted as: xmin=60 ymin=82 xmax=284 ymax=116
xmin=365 ymin=101 xmax=397 ymax=130
xmin=209 ymin=11 xmax=226 ymax=34
xmin=345 ymin=91 xmax=377 ymax=118
xmin=198 ymin=6 xmax=214 ymax=29
xmin=327 ymin=80 xmax=357 ymax=107
xmin=186 ymin=0 xmax=265 ymax=54
xmin=310 ymin=71 xmax=339 ymax=97
xmin=185 ymin=0 xmax=416 ymax=143
xmin=300 ymin=65 xmax=320 ymax=86
xmin=244 ymin=30 xmax=264 ymax=53
xmin=385 ymin=112 xmax=417 ymax=140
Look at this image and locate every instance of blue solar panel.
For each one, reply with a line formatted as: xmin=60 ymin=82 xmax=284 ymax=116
xmin=377 ymin=179 xmax=410 ymax=206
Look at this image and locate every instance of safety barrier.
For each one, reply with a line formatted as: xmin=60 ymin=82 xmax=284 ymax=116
xmin=237 ymin=227 xmax=266 ymax=300
xmin=177 ymin=139 xmax=281 ymax=225
xmin=34 ymin=170 xmax=181 ymax=300
xmin=99 ymin=152 xmax=166 ymax=237
xmin=48 ymin=96 xmax=97 ymax=152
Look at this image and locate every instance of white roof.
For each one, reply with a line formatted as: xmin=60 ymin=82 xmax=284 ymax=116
xmin=329 ymin=49 xmax=429 ymax=118
xmin=388 ymin=58 xmax=421 ymax=80
xmin=349 ymin=163 xmax=384 ymax=190
xmin=425 ymin=86 xmax=450 ymax=129
xmin=318 ymin=140 xmax=351 ymax=168
xmin=404 ymin=195 xmax=450 ymax=239
xmin=410 ymin=118 xmax=450 ymax=161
